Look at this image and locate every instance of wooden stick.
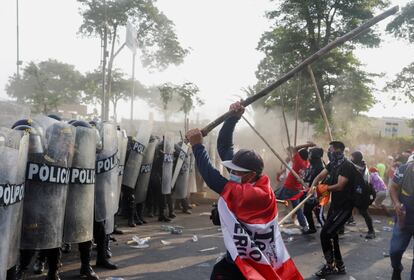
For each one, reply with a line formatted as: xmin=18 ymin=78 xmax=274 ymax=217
xmin=307 ymin=65 xmax=333 ymax=141
xmin=278 ymin=187 xmax=316 ymax=225
xmin=281 ymin=97 xmax=292 ymax=159
xmin=200 ymin=6 xmax=398 ymax=137
xmin=294 ymin=75 xmax=300 ymax=146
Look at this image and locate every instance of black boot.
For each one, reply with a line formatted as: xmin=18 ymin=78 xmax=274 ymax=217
xmin=79 ymin=241 xmax=99 ymax=280
xmin=167 ymin=194 xmax=176 ymax=218
xmin=105 ymin=234 xmax=112 ymax=259
xmin=96 ymin=257 xmax=118 ymax=270
xmin=46 ymin=271 xmax=61 ymax=280
xmin=46 ymin=248 xmax=61 ymax=280
xmin=96 ymin=234 xmax=117 ymax=270
xmin=136 ymin=203 xmax=147 ymax=224
xmin=33 ymin=251 xmax=46 ymax=274
xmin=391 ymin=268 xmax=402 ymax=280
xmin=6 ymin=266 xmax=17 ymax=280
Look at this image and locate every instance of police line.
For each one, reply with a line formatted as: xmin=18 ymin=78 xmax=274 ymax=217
xmin=25 ymin=151 xmax=118 ymax=185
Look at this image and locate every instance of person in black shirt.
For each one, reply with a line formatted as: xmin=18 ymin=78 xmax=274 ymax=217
xmin=303 ymin=147 xmax=325 ymax=234
xmin=311 ymin=141 xmax=355 ymax=278
xmin=349 ymin=151 xmax=375 ymax=239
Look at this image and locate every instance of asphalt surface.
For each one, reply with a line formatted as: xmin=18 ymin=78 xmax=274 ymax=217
xmin=25 ymin=204 xmax=413 ymax=280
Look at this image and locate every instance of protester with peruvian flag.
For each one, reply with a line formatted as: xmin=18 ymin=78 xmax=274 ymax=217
xmin=186 ymin=101 xmax=303 ymax=280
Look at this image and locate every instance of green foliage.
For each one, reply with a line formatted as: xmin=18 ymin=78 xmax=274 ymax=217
xmin=5 ymin=59 xmax=83 ymax=114
xmin=385 ymin=62 xmax=414 ymax=102
xmin=157 ymin=82 xmax=204 ymax=116
xmin=254 ymin=0 xmax=389 ymax=124
xmin=77 ymin=0 xmax=188 ymax=70
xmin=386 ymin=1 xmax=414 ymax=43
xmin=84 ymin=68 xmax=130 ymax=105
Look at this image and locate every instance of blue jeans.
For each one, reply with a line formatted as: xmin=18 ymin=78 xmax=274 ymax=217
xmin=276 ymin=187 xmax=308 ymax=228
xmin=390 ymin=224 xmax=414 ymax=279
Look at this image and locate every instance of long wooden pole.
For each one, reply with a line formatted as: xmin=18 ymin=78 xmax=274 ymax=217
xmin=281 ymin=97 xmax=292 ymax=159
xmin=294 ymin=75 xmax=300 ymax=146
xmin=307 ymin=65 xmax=334 ymax=141
xmin=241 ymin=116 xmax=315 ymax=224
xmin=200 ymin=6 xmax=398 ymax=137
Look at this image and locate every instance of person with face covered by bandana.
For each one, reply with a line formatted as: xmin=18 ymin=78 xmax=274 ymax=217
xmin=310 ymin=141 xmax=356 ymax=278
xmin=302 ymin=147 xmax=326 ymax=234
xmin=186 ymin=102 xmax=303 ymax=280
xmin=348 ymin=151 xmax=375 ymax=239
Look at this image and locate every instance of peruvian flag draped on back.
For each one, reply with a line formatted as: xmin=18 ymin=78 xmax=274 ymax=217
xmin=218 ymin=175 xmax=303 ymax=280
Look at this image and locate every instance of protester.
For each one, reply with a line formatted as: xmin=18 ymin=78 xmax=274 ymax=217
xmin=303 ymin=147 xmax=325 ymax=234
xmin=389 ymin=154 xmax=414 ymax=280
xmin=369 ymin=167 xmax=390 ymax=216
xmin=376 ymin=162 xmax=386 ymax=180
xmin=186 ymin=101 xmax=303 ymax=280
xmin=311 ymin=141 xmax=355 ymax=277
xmin=349 ymin=151 xmax=375 ymax=239
xmin=276 ymin=142 xmax=316 ymax=231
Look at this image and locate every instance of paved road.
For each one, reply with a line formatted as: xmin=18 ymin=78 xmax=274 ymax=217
xmin=26 ymin=204 xmax=413 ymax=280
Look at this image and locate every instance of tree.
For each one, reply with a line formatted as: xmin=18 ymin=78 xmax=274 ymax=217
xmin=386 ymin=1 xmax=414 ymax=43
xmin=77 ymin=0 xmax=189 ymax=120
xmin=385 ymin=62 xmax=414 ymax=102
xmin=254 ymin=0 xmax=388 ymax=126
xmin=83 ymin=68 xmax=148 ymax=120
xmin=157 ymin=82 xmax=204 ymax=124
xmin=5 ymin=59 xmax=83 ymax=114
xmin=385 ymin=1 xmax=414 ymax=103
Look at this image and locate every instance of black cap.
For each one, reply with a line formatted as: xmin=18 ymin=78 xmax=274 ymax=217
xmin=222 ymin=149 xmax=264 ymax=175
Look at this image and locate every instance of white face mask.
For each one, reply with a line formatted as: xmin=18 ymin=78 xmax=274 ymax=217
xmin=229 ymin=173 xmax=242 ymax=184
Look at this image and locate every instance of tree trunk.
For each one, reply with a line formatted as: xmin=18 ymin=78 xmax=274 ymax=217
xmin=112 ymin=99 xmax=118 ymax=122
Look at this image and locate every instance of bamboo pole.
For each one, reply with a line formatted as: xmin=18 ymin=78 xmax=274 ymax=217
xmin=200 ymin=6 xmax=398 ymax=137
xmin=294 ymin=96 xmax=299 ymax=146
xmin=281 ymin=97 xmax=293 ymax=159
xmin=307 ymin=65 xmax=334 ymax=141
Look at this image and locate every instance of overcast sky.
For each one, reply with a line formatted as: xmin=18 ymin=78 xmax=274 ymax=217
xmin=0 ymin=0 xmax=413 ymax=122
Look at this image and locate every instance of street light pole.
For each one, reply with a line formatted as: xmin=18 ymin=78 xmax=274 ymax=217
xmin=16 ymin=0 xmax=20 ymax=79
xmin=130 ymin=52 xmax=136 ymax=120
xmin=101 ymin=0 xmax=108 ymax=121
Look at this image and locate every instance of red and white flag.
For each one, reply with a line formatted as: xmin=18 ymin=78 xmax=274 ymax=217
xmin=218 ymin=175 xmax=303 ymax=280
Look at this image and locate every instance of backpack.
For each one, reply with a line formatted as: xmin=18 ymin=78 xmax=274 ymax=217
xmin=351 ymin=163 xmax=376 ymax=209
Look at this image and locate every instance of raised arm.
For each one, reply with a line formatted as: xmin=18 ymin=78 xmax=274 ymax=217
xmin=217 ymin=101 xmax=245 ymax=161
xmin=187 ymin=129 xmax=228 ymax=194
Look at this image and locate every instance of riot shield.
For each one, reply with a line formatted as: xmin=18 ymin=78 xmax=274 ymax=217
xmin=105 ymin=214 xmax=115 ymax=235
xmin=171 ymin=143 xmax=189 ymax=190
xmin=135 ymin=137 xmax=158 ymax=204
xmin=187 ymin=149 xmax=197 ymax=194
xmin=116 ymin=129 xmax=128 ymax=210
xmin=63 ymin=126 xmax=96 ymax=244
xmin=122 ymin=120 xmax=153 ymax=190
xmin=95 ymin=122 xmax=118 ymax=222
xmin=162 ymin=133 xmax=174 ymax=195
xmin=172 ymin=149 xmax=190 ymax=199
xmin=21 ymin=116 xmax=75 ymax=250
xmin=0 ymin=128 xmax=28 ymax=277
